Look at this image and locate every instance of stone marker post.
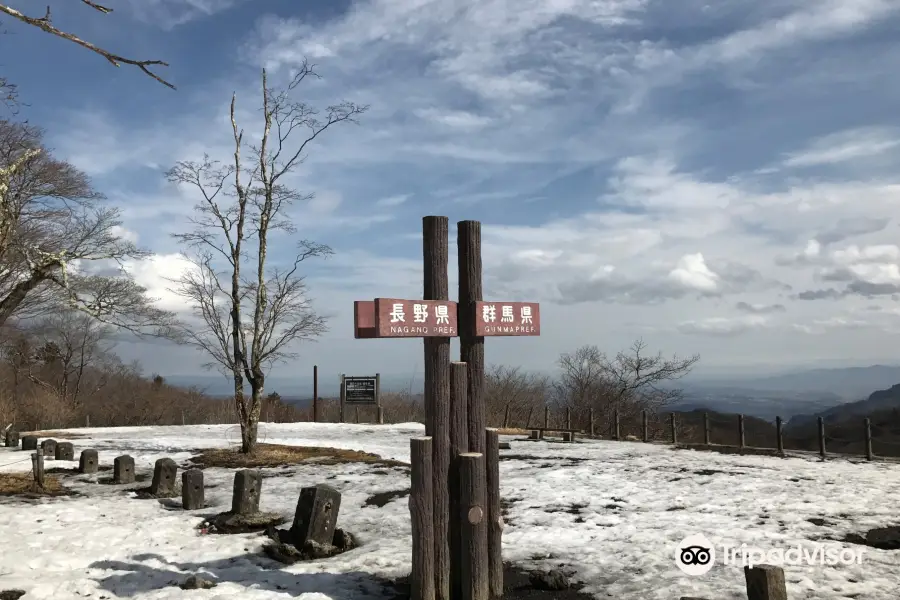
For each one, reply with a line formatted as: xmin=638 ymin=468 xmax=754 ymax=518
xmin=79 ymin=450 xmax=99 ymax=474
xmin=291 ymin=483 xmax=342 ymax=547
xmin=114 ymin=455 xmax=135 ymax=484
xmin=232 ymin=469 xmax=262 ymax=514
xmin=150 ymin=458 xmax=177 ymax=495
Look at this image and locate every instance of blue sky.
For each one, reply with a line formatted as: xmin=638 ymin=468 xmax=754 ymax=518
xmin=6 ymin=0 xmax=900 ymax=386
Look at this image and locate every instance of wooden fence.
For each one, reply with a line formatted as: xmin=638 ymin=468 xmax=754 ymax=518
xmin=524 ymin=407 xmax=900 ymax=462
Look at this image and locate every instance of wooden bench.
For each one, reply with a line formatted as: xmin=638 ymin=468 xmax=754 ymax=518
xmin=528 ymin=428 xmax=579 ymax=442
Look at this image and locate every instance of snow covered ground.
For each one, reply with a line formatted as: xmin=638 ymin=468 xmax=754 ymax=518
xmin=0 ymin=422 xmax=898 ymax=599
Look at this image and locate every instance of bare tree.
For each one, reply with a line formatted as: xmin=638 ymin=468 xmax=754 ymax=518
xmin=484 ymin=365 xmax=549 ymax=428
xmin=167 ymin=62 xmax=367 ymax=453
xmin=553 ymin=339 xmax=699 ymax=432
xmin=0 ymin=120 xmax=178 ymax=334
xmin=20 ymin=310 xmax=117 ymax=407
xmin=0 ymin=1 xmax=173 ymax=92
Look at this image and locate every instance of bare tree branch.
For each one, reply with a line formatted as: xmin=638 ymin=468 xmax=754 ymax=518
xmin=0 ymin=2 xmax=174 ymax=89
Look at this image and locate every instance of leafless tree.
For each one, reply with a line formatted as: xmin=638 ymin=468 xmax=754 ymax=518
xmin=0 ymin=120 xmax=177 ymax=335
xmin=0 ymin=1 xmax=173 ymax=95
xmin=553 ymin=339 xmax=699 ymax=433
xmin=19 ymin=310 xmax=117 ymax=406
xmin=167 ymin=62 xmax=367 ymax=453
xmin=484 ymin=365 xmax=549 ymax=428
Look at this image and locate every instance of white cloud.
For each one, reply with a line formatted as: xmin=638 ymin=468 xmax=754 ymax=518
xmin=783 ymin=127 xmax=900 ymax=168
xmin=123 ymin=253 xmax=197 ymax=314
xmin=668 ymin=253 xmax=719 ymax=292
xmin=375 ymin=194 xmax=412 ymax=208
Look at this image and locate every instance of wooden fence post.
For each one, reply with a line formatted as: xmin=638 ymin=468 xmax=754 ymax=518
xmin=544 ymin=406 xmax=549 ymax=428
xmin=738 ymin=414 xmax=745 ymax=449
xmin=458 ymin=452 xmax=488 ymax=600
xmin=818 ymin=416 xmax=826 ymax=460
xmin=775 ymin=416 xmax=784 ymax=455
xmin=744 ymin=564 xmax=788 ymax=600
xmin=864 ymin=417 xmax=873 ymax=461
xmin=448 ymin=362 xmax=469 ymax=599
xmin=410 ymin=437 xmax=435 ymax=600
xmin=703 ymin=412 xmax=710 ymax=445
xmin=485 ymin=429 xmax=502 ymax=598
xmin=589 ymin=407 xmax=595 ymax=437
xmin=613 ymin=410 xmax=620 ymax=441
xmin=670 ymin=413 xmax=677 ymax=444
xmin=339 ymin=374 xmax=346 ymax=423
xmin=31 ymin=452 xmax=44 ymax=489
xmin=313 ymin=365 xmax=319 ymax=423
xmin=565 ymin=407 xmax=571 ymax=430
xmin=642 ymin=410 xmax=648 ymax=442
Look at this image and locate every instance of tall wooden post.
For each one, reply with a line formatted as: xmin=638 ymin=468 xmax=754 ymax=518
xmin=818 ymin=416 xmax=826 ymax=460
xmin=458 ymin=220 xmax=485 ymax=455
xmin=703 ymin=412 xmax=710 ymax=445
xmin=565 ymin=407 xmax=571 ymax=430
xmin=448 ymin=362 xmax=469 ymax=599
xmin=641 ymin=410 xmax=648 ymax=442
xmin=544 ymin=406 xmax=549 ymax=428
xmin=339 ymin=373 xmax=346 ymax=423
xmin=738 ymin=414 xmax=746 ymax=449
xmin=375 ymin=372 xmax=381 ymax=422
xmin=864 ymin=417 xmax=873 ymax=460
xmin=423 ymin=216 xmax=451 ymax=600
xmin=313 ymin=365 xmax=319 ymax=422
xmin=484 ymin=429 xmax=502 ymax=598
xmin=589 ymin=407 xmax=595 ymax=437
xmin=612 ymin=410 xmax=620 ymax=440
xmin=775 ymin=416 xmax=784 ymax=455
xmin=410 ymin=437 xmax=435 ymax=600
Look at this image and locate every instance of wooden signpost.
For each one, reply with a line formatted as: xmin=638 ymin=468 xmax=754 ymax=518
xmin=353 ymin=216 xmax=540 ymax=600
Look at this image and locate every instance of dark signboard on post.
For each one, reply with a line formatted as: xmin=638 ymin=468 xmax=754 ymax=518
xmin=473 ymin=301 xmax=540 ymax=336
xmin=344 ymin=376 xmax=377 ymax=404
xmin=373 ymin=298 xmax=458 ymax=338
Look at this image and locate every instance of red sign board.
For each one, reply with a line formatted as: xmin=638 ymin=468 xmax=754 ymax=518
xmin=354 ymin=301 xmax=376 ymax=339
xmin=473 ymin=301 xmax=540 ymax=336
xmin=374 ymin=298 xmax=458 ymax=338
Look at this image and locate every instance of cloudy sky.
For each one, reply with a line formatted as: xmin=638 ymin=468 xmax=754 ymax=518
xmin=6 ymin=0 xmax=900 ymax=385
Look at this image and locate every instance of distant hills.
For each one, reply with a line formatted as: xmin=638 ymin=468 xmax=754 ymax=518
xmin=164 ymin=364 xmax=900 ymax=423
xmin=687 ymin=365 xmax=900 ymax=399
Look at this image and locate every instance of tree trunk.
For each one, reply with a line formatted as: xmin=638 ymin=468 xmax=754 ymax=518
xmin=241 ymin=416 xmax=259 ymax=454
xmin=241 ymin=374 xmax=264 ymax=454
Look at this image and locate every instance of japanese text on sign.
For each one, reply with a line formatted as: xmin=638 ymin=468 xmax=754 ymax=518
xmin=474 ymin=301 xmax=540 ymax=336
xmin=374 ymin=298 xmax=458 ymax=337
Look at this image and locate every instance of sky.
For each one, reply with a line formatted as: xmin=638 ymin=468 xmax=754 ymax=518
xmin=5 ymin=0 xmax=900 ymax=387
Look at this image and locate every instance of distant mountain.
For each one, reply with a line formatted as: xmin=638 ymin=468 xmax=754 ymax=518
xmin=690 ymin=365 xmax=900 ymax=400
xmin=787 ymin=383 xmax=900 ymax=428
